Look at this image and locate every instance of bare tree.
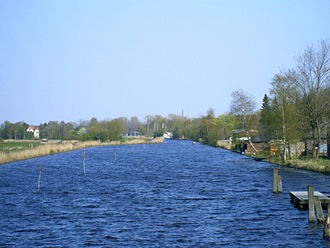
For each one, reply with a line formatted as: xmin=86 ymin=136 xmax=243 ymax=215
xmin=295 ymin=40 xmax=330 ymax=158
xmin=271 ymin=70 xmax=299 ymax=162
xmin=230 ymin=89 xmax=257 ymax=153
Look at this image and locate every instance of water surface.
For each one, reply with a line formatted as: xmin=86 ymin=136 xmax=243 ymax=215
xmin=1 ymin=140 xmax=329 ymax=247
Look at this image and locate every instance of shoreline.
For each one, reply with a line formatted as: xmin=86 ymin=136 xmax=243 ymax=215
xmin=0 ymin=137 xmax=164 ymax=165
xmin=245 ymin=153 xmax=330 ymax=175
xmin=270 ymin=158 xmax=330 ymax=175
xmin=214 ymin=143 xmax=330 ymax=175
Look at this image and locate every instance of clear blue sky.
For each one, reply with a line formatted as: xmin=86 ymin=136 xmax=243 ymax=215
xmin=1 ymin=0 xmax=329 ymax=124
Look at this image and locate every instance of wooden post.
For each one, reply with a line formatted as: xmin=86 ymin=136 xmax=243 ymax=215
xmin=324 ymin=205 xmax=330 ymax=238
xmin=315 ymin=196 xmax=325 ymax=223
xmin=273 ymin=168 xmax=282 ymax=193
xmin=308 ymin=185 xmax=315 ymax=223
xmin=273 ymin=168 xmax=278 ymax=193
xmin=327 ymin=129 xmax=330 ymax=158
xmin=83 ymin=151 xmax=86 ymax=175
xmin=37 ymin=161 xmax=43 ymax=192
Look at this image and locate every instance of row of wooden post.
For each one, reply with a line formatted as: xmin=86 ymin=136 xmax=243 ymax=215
xmin=272 ymin=169 xmax=330 ymax=238
xmin=37 ymin=146 xmax=130 ymax=192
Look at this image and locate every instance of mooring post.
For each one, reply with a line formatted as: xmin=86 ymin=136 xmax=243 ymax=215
xmin=277 ymin=175 xmax=283 ymax=193
xmin=37 ymin=161 xmax=43 ymax=192
xmin=83 ymin=151 xmax=86 ymax=175
xmin=315 ymin=196 xmax=325 ymax=223
xmin=272 ymin=168 xmax=282 ymax=193
xmin=324 ymin=204 xmax=330 ymax=238
xmin=273 ymin=168 xmax=278 ymax=193
xmin=308 ymin=185 xmax=315 ymax=223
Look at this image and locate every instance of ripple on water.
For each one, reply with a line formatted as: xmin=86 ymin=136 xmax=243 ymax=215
xmin=0 ymin=140 xmax=329 ymax=247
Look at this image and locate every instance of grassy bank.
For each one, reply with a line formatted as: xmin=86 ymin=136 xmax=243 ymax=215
xmin=283 ymin=158 xmax=330 ymax=174
xmin=0 ymin=137 xmax=164 ymax=165
xmin=246 ymin=151 xmax=330 ymax=174
xmin=215 ymin=142 xmax=330 ymax=175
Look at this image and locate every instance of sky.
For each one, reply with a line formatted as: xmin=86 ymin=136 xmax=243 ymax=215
xmin=0 ymin=0 xmax=329 ymax=124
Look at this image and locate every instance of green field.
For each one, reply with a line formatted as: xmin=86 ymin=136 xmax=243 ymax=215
xmin=0 ymin=142 xmax=41 ymax=153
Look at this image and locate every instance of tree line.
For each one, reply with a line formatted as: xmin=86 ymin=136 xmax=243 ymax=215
xmin=1 ymin=40 xmax=329 ymax=160
xmin=260 ymin=40 xmax=330 ymax=160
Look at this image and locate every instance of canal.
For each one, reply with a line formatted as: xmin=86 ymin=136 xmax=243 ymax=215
xmin=0 ymin=140 xmax=329 ymax=247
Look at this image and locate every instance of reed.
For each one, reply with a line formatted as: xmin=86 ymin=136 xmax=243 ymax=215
xmin=285 ymin=158 xmax=330 ymax=174
xmin=0 ymin=137 xmax=164 ymax=165
xmin=0 ymin=141 xmax=100 ymax=164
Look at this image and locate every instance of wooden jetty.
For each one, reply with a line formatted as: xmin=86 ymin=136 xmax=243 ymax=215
xmin=290 ymin=191 xmax=330 ymax=210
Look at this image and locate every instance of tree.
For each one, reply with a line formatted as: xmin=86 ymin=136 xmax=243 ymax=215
xmin=87 ymin=122 xmax=106 ymax=141
xmin=295 ymin=40 xmax=330 ymax=158
xmin=128 ymin=116 xmax=141 ymax=132
xmin=144 ymin=115 xmax=167 ymax=137
xmin=230 ymin=89 xmax=257 ymax=152
xmin=216 ymin=114 xmax=239 ymax=140
xmin=167 ymin=114 xmax=185 ymax=139
xmin=270 ymin=71 xmax=300 ymax=162
xmin=107 ymin=120 xmax=125 ymax=141
xmin=0 ymin=121 xmax=30 ymax=140
xmin=259 ymin=94 xmax=273 ymax=141
xmin=199 ymin=108 xmax=218 ymax=145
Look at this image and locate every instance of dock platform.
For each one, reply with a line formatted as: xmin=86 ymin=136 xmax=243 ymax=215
xmin=290 ymin=191 xmax=330 ymax=210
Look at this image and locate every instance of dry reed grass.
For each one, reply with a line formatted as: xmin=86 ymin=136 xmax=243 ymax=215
xmin=0 ymin=137 xmax=164 ymax=165
xmin=285 ymin=158 xmax=330 ymax=174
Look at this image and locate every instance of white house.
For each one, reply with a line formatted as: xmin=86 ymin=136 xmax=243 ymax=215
xmin=27 ymin=126 xmax=40 ymax=138
xmin=163 ymin=132 xmax=173 ymax=139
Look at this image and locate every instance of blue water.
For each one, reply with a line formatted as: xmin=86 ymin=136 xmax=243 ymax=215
xmin=1 ymin=140 xmax=330 ymax=247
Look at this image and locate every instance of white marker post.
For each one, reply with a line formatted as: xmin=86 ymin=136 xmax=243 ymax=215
xmin=83 ymin=151 xmax=86 ymax=175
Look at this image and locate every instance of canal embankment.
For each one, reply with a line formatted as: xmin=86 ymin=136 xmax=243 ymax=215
xmin=277 ymin=158 xmax=330 ymax=174
xmin=214 ymin=140 xmax=330 ymax=174
xmin=0 ymin=137 xmax=164 ymax=165
xmin=240 ymin=153 xmax=330 ymax=175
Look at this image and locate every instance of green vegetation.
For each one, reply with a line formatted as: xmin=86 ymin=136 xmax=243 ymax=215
xmin=0 ymin=122 xmax=34 ymax=140
xmin=0 ymin=142 xmax=41 ymax=153
xmin=284 ymin=158 xmax=330 ymax=174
